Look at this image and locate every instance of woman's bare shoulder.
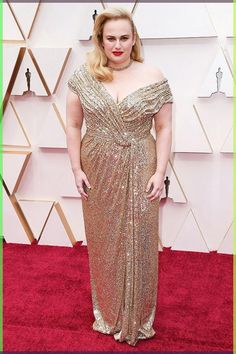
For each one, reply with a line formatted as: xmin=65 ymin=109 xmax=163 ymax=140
xmin=134 ymin=62 xmax=165 ymax=81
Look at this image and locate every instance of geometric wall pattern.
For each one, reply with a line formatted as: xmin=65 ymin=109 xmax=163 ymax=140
xmin=2 ymin=2 xmax=234 ymax=254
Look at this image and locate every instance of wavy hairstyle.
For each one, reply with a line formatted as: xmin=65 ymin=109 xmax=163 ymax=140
xmin=86 ymin=7 xmax=144 ymax=82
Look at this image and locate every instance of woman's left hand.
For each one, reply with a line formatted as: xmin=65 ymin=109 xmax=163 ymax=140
xmin=145 ymin=171 xmax=165 ymax=201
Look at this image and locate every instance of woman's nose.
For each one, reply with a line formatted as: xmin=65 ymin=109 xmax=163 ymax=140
xmin=114 ymin=40 xmax=121 ymax=49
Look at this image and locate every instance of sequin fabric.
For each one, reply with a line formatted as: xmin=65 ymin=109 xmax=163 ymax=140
xmin=67 ymin=63 xmax=173 ymax=346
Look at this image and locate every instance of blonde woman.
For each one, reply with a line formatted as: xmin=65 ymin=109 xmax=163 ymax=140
xmin=66 ymin=7 xmax=173 ymax=347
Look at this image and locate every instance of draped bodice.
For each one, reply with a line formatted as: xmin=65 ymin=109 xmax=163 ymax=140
xmin=67 ymin=63 xmax=173 ymax=147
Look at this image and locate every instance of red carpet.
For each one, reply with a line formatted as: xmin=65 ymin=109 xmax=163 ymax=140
xmin=3 ymin=242 xmax=233 ymax=351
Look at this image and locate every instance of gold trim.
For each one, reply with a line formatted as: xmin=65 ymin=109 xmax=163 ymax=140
xmin=166 ymin=159 xmax=188 ymax=202
xmin=17 ymin=198 xmax=56 ymax=241
xmin=2 ymin=47 xmax=26 ymax=114
xmin=3 ymin=101 xmax=31 ymax=148
xmin=220 ymin=125 xmax=233 ymax=153
xmin=132 ymin=0 xmax=139 ymax=14
xmin=27 ymin=48 xmax=51 ymax=95
xmin=171 ymin=208 xmax=210 ymax=252
xmin=28 ymin=47 xmax=72 ymax=95
xmin=7 ymin=191 xmax=35 ymax=243
xmin=53 ymin=48 xmax=72 ymax=94
xmin=2 ymin=150 xmax=32 ymax=194
xmin=193 ymin=103 xmax=214 ymax=152
xmin=52 ymin=103 xmax=66 ymax=133
xmin=217 ymin=219 xmax=234 ymax=252
xmin=158 ymin=236 xmax=163 ymax=250
xmin=7 ymin=2 xmax=41 ymax=40
xmin=7 ymin=2 xmax=26 ymax=40
xmin=18 ymin=198 xmax=55 ymax=202
xmin=28 ymin=3 xmax=41 ymax=39
xmin=54 ymin=202 xmax=77 ymax=246
xmin=3 ymin=40 xmax=25 ymax=44
xmin=37 ymin=202 xmax=55 ymax=242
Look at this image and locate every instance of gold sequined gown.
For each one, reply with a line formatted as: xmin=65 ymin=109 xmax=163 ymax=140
xmin=68 ymin=63 xmax=173 ymax=346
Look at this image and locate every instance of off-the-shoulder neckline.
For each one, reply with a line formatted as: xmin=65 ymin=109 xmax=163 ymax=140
xmin=82 ymin=63 xmax=168 ymax=106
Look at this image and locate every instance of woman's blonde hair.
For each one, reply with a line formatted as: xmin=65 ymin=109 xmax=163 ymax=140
xmin=86 ymin=7 xmax=144 ymax=82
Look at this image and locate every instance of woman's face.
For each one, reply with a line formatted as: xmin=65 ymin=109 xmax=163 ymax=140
xmin=101 ymin=18 xmax=135 ymax=66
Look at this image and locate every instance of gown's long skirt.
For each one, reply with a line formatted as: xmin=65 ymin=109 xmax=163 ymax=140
xmin=80 ymin=132 xmax=159 ymax=347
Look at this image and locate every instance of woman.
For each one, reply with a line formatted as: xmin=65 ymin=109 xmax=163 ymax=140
xmin=66 ymin=7 xmax=173 ymax=347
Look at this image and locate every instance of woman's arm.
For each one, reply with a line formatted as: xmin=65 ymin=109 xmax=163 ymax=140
xmin=66 ymin=89 xmax=84 ymax=173
xmin=153 ymin=102 xmax=173 ymax=176
xmin=66 ymin=90 xmax=91 ymax=200
xmin=145 ymin=103 xmax=173 ymax=201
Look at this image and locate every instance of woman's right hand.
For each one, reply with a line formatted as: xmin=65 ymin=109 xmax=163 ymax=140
xmin=73 ymin=169 xmax=91 ymax=200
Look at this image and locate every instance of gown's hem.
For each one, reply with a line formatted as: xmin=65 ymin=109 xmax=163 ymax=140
xmin=92 ymin=319 xmax=156 ymax=346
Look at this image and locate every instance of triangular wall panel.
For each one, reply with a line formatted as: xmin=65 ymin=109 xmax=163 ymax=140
xmin=171 ymin=209 xmax=209 ymax=253
xmin=3 ymin=188 xmax=30 ymax=244
xmin=3 ymin=101 xmax=31 ymax=147
xmin=38 ymin=104 xmax=66 ymax=148
xmin=194 ymin=96 xmax=232 ymax=152
xmin=38 ymin=203 xmax=76 ymax=247
xmin=11 ymin=49 xmax=48 ymax=96
xmin=220 ymin=126 xmax=233 ymax=153
xmin=3 ymin=3 xmax=24 ymax=41
xmin=198 ymin=49 xmax=233 ymax=97
xmin=30 ymin=48 xmax=72 ymax=94
xmin=3 ymin=151 xmax=31 ymax=194
xmin=8 ymin=2 xmax=40 ymax=39
xmin=3 ymin=46 xmax=21 ymax=99
xmin=159 ymin=161 xmax=187 ymax=203
xmin=217 ymin=221 xmax=233 ymax=254
xmin=172 ymin=99 xmax=212 ymax=153
xmin=17 ymin=199 xmax=54 ymax=239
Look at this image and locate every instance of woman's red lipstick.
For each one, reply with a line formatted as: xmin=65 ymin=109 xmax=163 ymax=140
xmin=113 ymin=52 xmax=123 ymax=56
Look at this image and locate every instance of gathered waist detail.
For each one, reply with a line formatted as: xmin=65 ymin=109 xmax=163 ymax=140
xmin=85 ymin=129 xmax=151 ymax=147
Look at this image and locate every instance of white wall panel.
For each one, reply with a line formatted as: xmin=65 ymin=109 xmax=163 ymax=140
xmin=205 ymin=3 xmax=233 ymax=38
xmin=160 ymin=201 xmax=189 ymax=248
xmin=172 ymin=98 xmax=213 ymax=153
xmin=8 ymin=2 xmax=40 ymax=40
xmin=11 ymin=49 xmax=48 ymax=96
xmin=220 ymin=126 xmax=233 ymax=153
xmin=38 ymin=104 xmax=66 ymax=149
xmin=3 ymin=188 xmax=30 ymax=244
xmin=14 ymin=150 xmax=69 ymax=198
xmin=3 ymin=101 xmax=30 ymax=147
xmin=30 ymin=48 xmax=71 ymax=94
xmin=160 ymin=162 xmax=187 ymax=203
xmin=38 ymin=204 xmax=73 ymax=247
xmin=195 ymin=96 xmax=232 ymax=152
xmin=3 ymin=151 xmax=31 ymax=194
xmin=78 ymin=3 xmax=106 ymax=40
xmin=17 ymin=199 xmax=54 ymax=239
xmin=198 ymin=49 xmax=233 ymax=97
xmin=3 ymin=3 xmax=233 ymax=254
xmin=60 ymin=197 xmax=87 ymax=245
xmin=171 ymin=209 xmax=209 ymax=253
xmin=9 ymin=97 xmax=53 ymax=145
xmin=3 ymin=46 xmax=21 ymax=99
xmin=134 ymin=3 xmax=216 ymax=39
xmin=173 ymin=154 xmax=233 ymax=251
xmin=217 ymin=221 xmax=233 ymax=254
xmin=3 ymin=3 xmax=24 ymax=41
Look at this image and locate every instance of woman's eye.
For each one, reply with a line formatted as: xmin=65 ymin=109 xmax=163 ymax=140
xmin=107 ymin=37 xmax=128 ymax=41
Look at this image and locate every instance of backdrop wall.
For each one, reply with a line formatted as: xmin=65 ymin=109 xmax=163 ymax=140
xmin=2 ymin=2 xmax=233 ymax=254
